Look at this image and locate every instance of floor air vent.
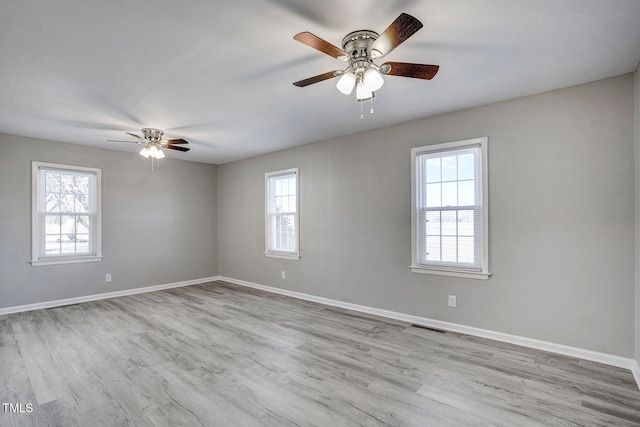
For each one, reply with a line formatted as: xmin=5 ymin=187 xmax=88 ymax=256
xmin=411 ymin=324 xmax=447 ymax=334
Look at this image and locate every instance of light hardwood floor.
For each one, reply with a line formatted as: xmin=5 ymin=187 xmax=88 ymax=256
xmin=1 ymin=281 xmax=639 ymax=426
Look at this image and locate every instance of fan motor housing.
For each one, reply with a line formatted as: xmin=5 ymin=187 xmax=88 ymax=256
xmin=142 ymin=128 xmax=164 ymax=141
xmin=342 ymin=30 xmax=379 ymax=59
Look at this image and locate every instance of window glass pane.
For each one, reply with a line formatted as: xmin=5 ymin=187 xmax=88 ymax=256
xmin=289 ymin=177 xmax=296 ymax=195
xmin=441 ymin=211 xmax=457 ymax=235
xmin=458 ymin=153 xmax=475 ymax=180
xmin=425 ymin=158 xmax=441 ymax=183
xmin=426 ymin=183 xmax=441 ymax=208
xmin=75 ymin=235 xmax=90 ymax=253
xmin=442 ymin=182 xmax=457 ymax=207
xmin=45 ymin=194 xmax=61 ymax=213
xmin=61 ymin=215 xmax=75 ymax=234
xmin=442 ymin=236 xmax=457 ymax=262
xmin=45 ymin=171 xmax=60 ymax=193
xmin=74 ymin=175 xmax=89 ymax=193
xmin=269 ymin=216 xmax=277 ymax=249
xmin=45 ymin=235 xmax=61 ymax=255
xmin=61 ymin=194 xmax=75 ymax=213
xmin=458 ymin=180 xmax=475 ymax=206
xmin=45 ymin=215 xmax=61 ymax=234
xmin=441 ymin=156 xmax=457 ymax=181
xmin=270 ymin=180 xmax=277 ymax=207
xmin=426 ymin=211 xmax=440 ymax=235
xmin=274 ymin=214 xmax=295 ymax=251
xmin=61 ymin=174 xmax=74 ymax=193
xmin=60 ymin=238 xmax=76 ymax=254
xmin=77 ymin=216 xmax=90 ymax=234
xmin=75 ymin=193 xmax=88 ymax=213
xmin=289 ymin=195 xmax=296 ymax=213
xmin=458 ymin=210 xmax=475 ymax=236
xmin=458 ymin=237 xmax=475 ymax=264
xmin=275 ymin=178 xmax=282 ymax=196
xmin=426 ymin=236 xmax=440 ymax=262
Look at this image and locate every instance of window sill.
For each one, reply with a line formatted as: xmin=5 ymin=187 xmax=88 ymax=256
xmin=265 ymin=252 xmax=300 ymax=261
xmin=31 ymin=256 xmax=103 ymax=267
xmin=410 ymin=266 xmax=490 ymax=280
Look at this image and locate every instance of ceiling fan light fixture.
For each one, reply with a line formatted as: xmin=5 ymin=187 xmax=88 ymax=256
xmin=139 ymin=146 xmax=150 ymax=158
xmin=356 ymin=80 xmax=373 ymax=101
xmin=155 ymin=148 xmax=166 ymax=159
xmin=148 ymin=145 xmax=159 ymax=158
xmin=363 ymin=68 xmax=384 ymax=92
xmin=336 ymin=72 xmax=356 ymax=95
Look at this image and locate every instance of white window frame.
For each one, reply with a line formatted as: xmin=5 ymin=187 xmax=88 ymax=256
xmin=265 ymin=168 xmax=300 ymax=260
xmin=31 ymin=161 xmax=102 ymax=266
xmin=410 ymin=137 xmax=490 ymax=280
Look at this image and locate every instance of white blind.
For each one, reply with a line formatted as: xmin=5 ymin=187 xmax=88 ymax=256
xmin=416 ymin=144 xmax=483 ymax=271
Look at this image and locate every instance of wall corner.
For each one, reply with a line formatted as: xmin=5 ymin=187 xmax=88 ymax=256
xmin=635 ymin=63 xmax=640 ymax=366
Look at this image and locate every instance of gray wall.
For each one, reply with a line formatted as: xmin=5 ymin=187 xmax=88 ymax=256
xmin=1 ymin=74 xmax=635 ymax=358
xmin=219 ymin=74 xmax=636 ymax=357
xmin=0 ymin=134 xmax=219 ymax=308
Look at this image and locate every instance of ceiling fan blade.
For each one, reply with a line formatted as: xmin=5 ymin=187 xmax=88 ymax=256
xmin=165 ymin=145 xmax=190 ymax=152
xmin=381 ymin=62 xmax=439 ymax=80
xmin=107 ymin=139 xmax=141 ymax=144
xmin=370 ymin=13 xmax=423 ymax=59
xmin=294 ymin=32 xmax=346 ymax=59
xmin=125 ymin=132 xmax=143 ymax=140
xmin=293 ymin=71 xmax=339 ymax=87
xmin=165 ymin=138 xmax=189 ymax=145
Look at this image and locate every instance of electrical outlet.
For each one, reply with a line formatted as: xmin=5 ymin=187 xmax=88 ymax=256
xmin=448 ymin=295 xmax=457 ymax=307
xmin=281 ymin=271 xmax=286 ymax=279
xmin=105 ymin=273 xmax=112 ymax=282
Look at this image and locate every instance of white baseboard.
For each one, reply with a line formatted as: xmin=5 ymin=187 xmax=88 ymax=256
xmin=0 ymin=276 xmax=220 ymax=316
xmin=218 ymin=276 xmax=640 ymax=382
xmin=632 ymin=360 xmax=640 ymax=388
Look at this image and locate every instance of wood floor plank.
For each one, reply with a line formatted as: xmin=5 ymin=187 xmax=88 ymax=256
xmin=1 ymin=280 xmax=640 ymax=426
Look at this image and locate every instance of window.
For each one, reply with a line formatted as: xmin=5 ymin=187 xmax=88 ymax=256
xmin=32 ymin=162 xmax=102 ymax=266
xmin=411 ymin=137 xmax=489 ymax=279
xmin=265 ymin=168 xmax=300 ymax=260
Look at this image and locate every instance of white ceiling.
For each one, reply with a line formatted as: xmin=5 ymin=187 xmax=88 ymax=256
xmin=1 ymin=0 xmax=639 ymax=164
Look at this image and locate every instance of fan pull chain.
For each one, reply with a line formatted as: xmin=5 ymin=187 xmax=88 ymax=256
xmin=360 ymin=100 xmax=364 ymax=120
xmin=370 ymin=96 xmax=374 ymax=114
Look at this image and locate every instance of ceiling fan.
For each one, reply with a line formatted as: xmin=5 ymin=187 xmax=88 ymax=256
xmin=293 ymin=13 xmax=439 ymax=118
xmin=108 ymin=128 xmax=190 ymax=168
